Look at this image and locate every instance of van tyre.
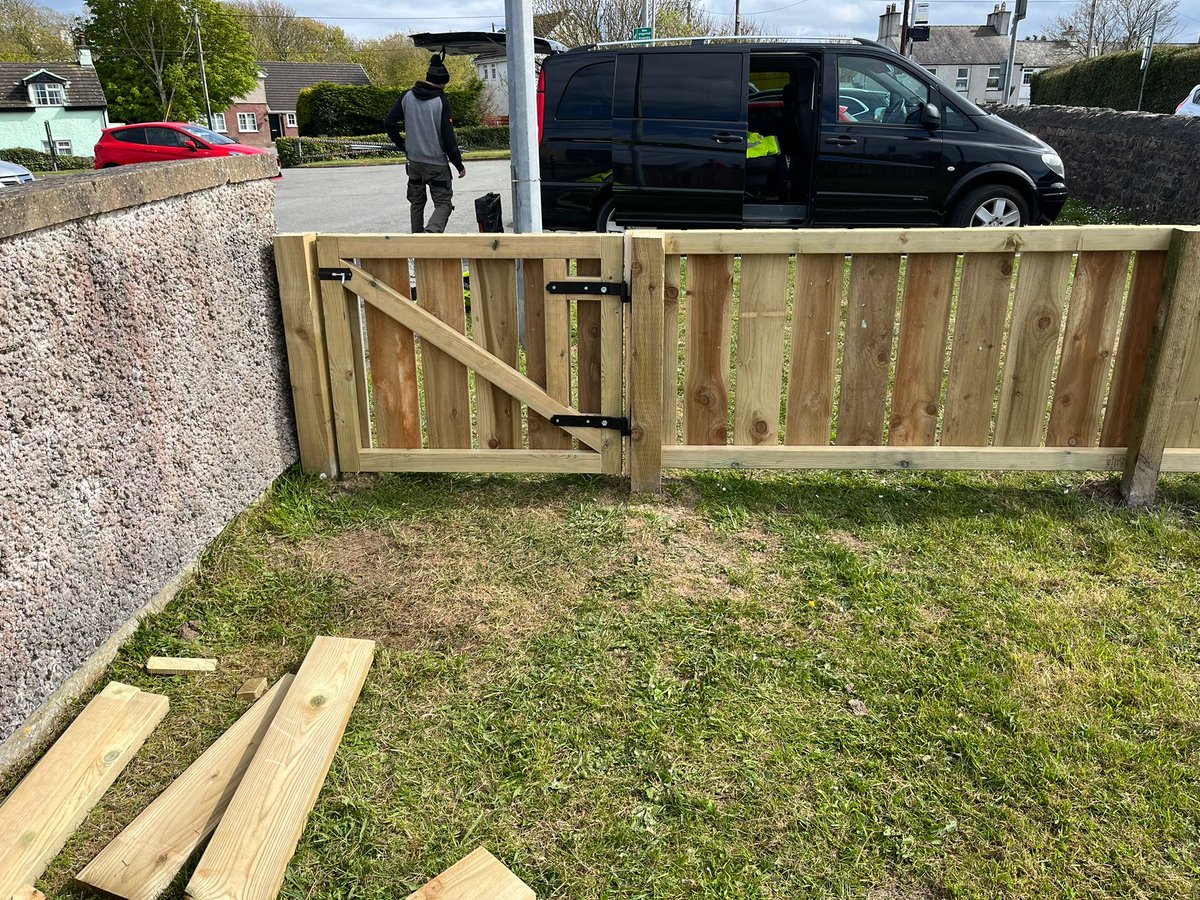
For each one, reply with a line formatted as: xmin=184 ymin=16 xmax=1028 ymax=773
xmin=595 ymin=198 xmax=623 ymax=233
xmin=949 ymin=184 xmax=1030 ymax=227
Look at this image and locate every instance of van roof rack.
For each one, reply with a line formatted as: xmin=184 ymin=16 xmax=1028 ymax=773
xmin=569 ymin=35 xmax=887 ymax=52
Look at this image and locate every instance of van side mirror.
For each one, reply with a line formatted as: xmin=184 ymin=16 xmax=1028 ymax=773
xmin=921 ymin=103 xmax=941 ymax=131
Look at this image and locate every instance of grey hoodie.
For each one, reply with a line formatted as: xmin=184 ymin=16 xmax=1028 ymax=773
xmin=384 ymin=82 xmax=464 ymax=169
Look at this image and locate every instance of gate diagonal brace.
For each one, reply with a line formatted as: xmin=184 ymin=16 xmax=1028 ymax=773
xmin=546 ymin=280 xmax=630 ymax=302
xmin=551 ymin=414 xmax=631 ymax=436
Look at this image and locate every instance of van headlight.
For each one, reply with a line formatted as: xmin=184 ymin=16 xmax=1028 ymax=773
xmin=1041 ymin=152 xmax=1064 ymax=177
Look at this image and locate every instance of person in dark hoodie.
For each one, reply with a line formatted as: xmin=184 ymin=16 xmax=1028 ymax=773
xmin=384 ymin=53 xmax=467 ymax=233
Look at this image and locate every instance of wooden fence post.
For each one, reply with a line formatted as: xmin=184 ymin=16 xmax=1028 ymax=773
xmin=274 ymin=233 xmax=338 ymax=478
xmin=628 ymin=232 xmax=665 ymax=492
xmin=1122 ymin=227 xmax=1200 ymax=506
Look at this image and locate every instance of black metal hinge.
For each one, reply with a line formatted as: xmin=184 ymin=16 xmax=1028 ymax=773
xmin=551 ymin=414 xmax=631 ymax=436
xmin=546 ymin=280 xmax=630 ymax=302
xmin=318 ymin=267 xmax=353 ymax=283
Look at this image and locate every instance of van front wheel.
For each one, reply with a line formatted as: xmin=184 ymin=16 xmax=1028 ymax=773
xmin=949 ymin=185 xmax=1030 ymax=227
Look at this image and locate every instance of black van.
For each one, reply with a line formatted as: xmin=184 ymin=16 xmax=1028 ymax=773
xmin=417 ymin=34 xmax=1068 ymax=231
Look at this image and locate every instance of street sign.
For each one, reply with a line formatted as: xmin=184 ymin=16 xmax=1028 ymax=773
xmin=915 ymin=2 xmax=929 ymax=25
xmin=632 ymin=26 xmax=653 ymax=41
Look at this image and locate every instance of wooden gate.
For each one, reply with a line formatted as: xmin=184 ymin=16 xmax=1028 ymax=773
xmin=277 ymin=233 xmax=625 ymax=475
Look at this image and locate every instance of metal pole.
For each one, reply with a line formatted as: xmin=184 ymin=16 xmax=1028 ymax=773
xmin=641 ymin=0 xmax=651 ymax=28
xmin=193 ymin=11 xmax=214 ymax=129
xmin=1137 ymin=9 xmax=1159 ymax=112
xmin=900 ymin=0 xmax=911 ymax=56
xmin=1003 ymin=11 xmax=1023 ymax=104
xmin=504 ymin=0 xmax=541 ymax=233
xmin=1085 ymin=0 xmax=1097 ymax=57
xmin=44 ymin=120 xmax=58 ymax=171
xmin=734 ymin=0 xmax=741 ymax=36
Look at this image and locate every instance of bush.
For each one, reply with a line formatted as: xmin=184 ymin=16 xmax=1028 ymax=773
xmin=275 ymin=126 xmax=510 ymax=167
xmin=1032 ymin=46 xmax=1200 ymax=114
xmin=0 ymin=146 xmax=93 ymax=172
xmin=296 ymin=80 xmax=486 ymax=136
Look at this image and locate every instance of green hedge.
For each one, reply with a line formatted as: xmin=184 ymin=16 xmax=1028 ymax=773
xmin=1031 ymin=46 xmax=1200 ymax=114
xmin=0 ymin=146 xmax=93 ymax=172
xmin=295 ymin=81 xmax=485 ymax=136
xmin=275 ymin=126 xmax=510 ymax=167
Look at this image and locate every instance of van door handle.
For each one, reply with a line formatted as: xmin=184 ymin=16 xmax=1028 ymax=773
xmin=712 ymin=132 xmax=744 ymax=144
xmin=825 ymin=136 xmax=858 ymax=146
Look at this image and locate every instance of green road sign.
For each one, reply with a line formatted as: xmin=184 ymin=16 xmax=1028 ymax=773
xmin=632 ymin=27 xmax=653 ymax=40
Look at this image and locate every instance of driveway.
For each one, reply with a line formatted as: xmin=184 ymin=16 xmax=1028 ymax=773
xmin=273 ymin=160 xmax=513 ymax=233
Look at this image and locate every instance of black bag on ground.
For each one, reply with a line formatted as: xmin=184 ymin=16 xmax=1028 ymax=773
xmin=475 ymin=192 xmax=503 ymax=232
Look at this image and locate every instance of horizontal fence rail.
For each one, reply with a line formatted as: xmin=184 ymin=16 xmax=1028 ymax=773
xmin=277 ymin=225 xmax=1200 ymax=505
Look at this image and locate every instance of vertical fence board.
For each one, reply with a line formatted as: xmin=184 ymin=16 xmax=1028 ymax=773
xmin=577 ymin=258 xmax=602 ymax=414
xmin=540 ymin=259 xmax=574 ymax=450
xmin=684 ymin=254 xmax=735 ymax=445
xmin=469 ymin=258 xmax=522 ymax=449
xmin=315 ymin=237 xmax=362 ymax=471
xmin=837 ymin=253 xmax=901 ymax=446
xmin=361 ymin=258 xmax=422 ymax=449
xmin=890 ymin=253 xmax=957 ymax=446
xmin=600 ymin=237 xmax=626 ymax=474
xmin=274 ymin=234 xmax=338 ymax=476
xmin=663 ymin=254 xmax=683 ymax=442
xmin=1102 ymin=250 xmax=1167 ymax=447
xmin=785 ymin=253 xmax=843 ymax=445
xmin=995 ymin=251 xmax=1074 ymax=447
xmin=1047 ymin=250 xmax=1130 ymax=447
xmin=1167 ymin=328 xmax=1200 ymax=446
xmin=942 ymin=252 xmax=1014 ymax=445
xmin=523 ymin=258 xmax=556 ymax=449
xmin=630 ymin=235 xmax=665 ymax=490
xmin=415 ymin=257 xmax=472 ymax=448
xmin=347 ymin=293 xmax=372 ymax=446
xmin=734 ymin=254 xmax=790 ymax=445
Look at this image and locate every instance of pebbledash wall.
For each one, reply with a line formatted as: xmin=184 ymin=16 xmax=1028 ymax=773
xmin=0 ymin=155 xmax=297 ymax=762
xmin=995 ymin=104 xmax=1200 ymax=224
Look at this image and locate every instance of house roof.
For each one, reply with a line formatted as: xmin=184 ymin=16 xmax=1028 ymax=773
xmin=0 ymin=62 xmax=107 ymax=109
xmin=259 ymin=62 xmax=371 ymax=112
xmin=912 ymin=26 xmax=1074 ymax=68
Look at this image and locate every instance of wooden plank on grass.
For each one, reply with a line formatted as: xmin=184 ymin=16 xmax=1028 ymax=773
xmin=538 ymin=259 xmax=574 ymax=450
xmin=1046 ymin=250 xmax=1130 ymax=447
xmin=683 ymin=254 xmax=734 ymax=445
xmin=185 ymin=638 xmax=374 ymax=900
xmin=407 ymin=847 xmax=534 ymax=900
xmin=942 ymin=252 xmax=1015 ymax=445
xmin=12 ymin=887 xmax=44 ymax=900
xmin=0 ymin=683 xmax=168 ymax=898
xmin=76 ymin=676 xmax=294 ymax=900
xmin=733 ymin=254 xmax=789 ymax=446
xmin=785 ymin=253 xmax=842 ymax=445
xmin=889 ymin=253 xmax=956 ymax=446
xmin=237 ymin=678 xmax=269 ymax=701
xmin=146 ymin=657 xmax=217 ymax=675
xmin=415 ymin=257 xmax=471 ymax=448
xmin=836 ymin=253 xmax=901 ymax=445
xmin=995 ymin=251 xmax=1074 ymax=446
xmin=576 ymin=258 xmax=602 ymax=415
xmin=469 ymin=258 xmax=522 ymax=449
xmin=361 ymin=258 xmax=422 ymax=449
xmin=662 ymin=254 xmax=682 ymax=442
xmin=1102 ymin=250 xmax=1167 ymax=446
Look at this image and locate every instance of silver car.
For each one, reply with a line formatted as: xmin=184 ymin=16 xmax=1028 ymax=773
xmin=0 ymin=160 xmax=35 ymax=186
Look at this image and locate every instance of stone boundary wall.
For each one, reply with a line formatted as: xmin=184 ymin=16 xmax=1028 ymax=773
xmin=0 ymin=156 xmax=297 ymax=761
xmin=993 ymin=104 xmax=1200 ymax=224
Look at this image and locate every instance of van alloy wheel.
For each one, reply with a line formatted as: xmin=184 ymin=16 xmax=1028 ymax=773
xmin=970 ymin=197 xmax=1023 ymax=227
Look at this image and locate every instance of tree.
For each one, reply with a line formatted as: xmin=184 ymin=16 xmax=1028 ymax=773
xmin=534 ymin=0 xmax=756 ymax=47
xmin=351 ymin=31 xmax=476 ymax=88
xmin=85 ymin=0 xmax=258 ymax=122
xmin=0 ymin=0 xmax=75 ymax=61
xmin=224 ymin=0 xmax=354 ymax=62
xmin=1046 ymin=0 xmax=1182 ymax=59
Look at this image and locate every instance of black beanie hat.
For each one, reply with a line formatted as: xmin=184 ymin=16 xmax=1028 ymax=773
xmin=426 ymin=53 xmax=450 ymax=85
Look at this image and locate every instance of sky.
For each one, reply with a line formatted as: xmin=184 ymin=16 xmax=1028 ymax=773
xmin=42 ymin=0 xmax=1200 ymax=46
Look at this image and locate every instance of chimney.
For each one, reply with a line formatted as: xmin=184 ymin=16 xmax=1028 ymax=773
xmin=878 ymin=3 xmax=902 ymax=50
xmin=77 ymin=46 xmax=94 ymax=67
xmin=987 ymin=1 xmax=1011 ymax=36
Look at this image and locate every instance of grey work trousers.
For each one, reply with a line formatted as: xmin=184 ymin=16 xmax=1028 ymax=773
xmin=407 ymin=160 xmax=454 ymax=233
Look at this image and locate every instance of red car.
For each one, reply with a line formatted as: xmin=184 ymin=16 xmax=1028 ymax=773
xmin=94 ymin=122 xmax=274 ymax=169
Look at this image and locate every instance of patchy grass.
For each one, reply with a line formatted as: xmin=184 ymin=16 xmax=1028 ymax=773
xmin=1056 ymin=199 xmax=1137 ymax=226
xmin=14 ymin=469 xmax=1200 ymax=899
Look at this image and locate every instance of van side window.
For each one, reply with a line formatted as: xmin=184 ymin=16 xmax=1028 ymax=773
xmin=639 ymin=52 xmax=743 ymax=120
xmin=943 ymin=102 xmax=974 ymax=131
xmin=556 ymin=61 xmax=614 ymax=120
xmin=835 ymin=55 xmax=929 ymax=127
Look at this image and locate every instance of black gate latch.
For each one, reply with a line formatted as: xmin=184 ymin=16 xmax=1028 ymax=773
xmin=318 ymin=267 xmax=353 ymax=283
xmin=546 ymin=280 xmax=630 ymax=301
xmin=551 ymin=414 xmax=631 ymax=436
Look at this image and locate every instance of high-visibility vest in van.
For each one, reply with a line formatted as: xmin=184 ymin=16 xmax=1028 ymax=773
xmin=746 ymin=131 xmax=780 ymax=159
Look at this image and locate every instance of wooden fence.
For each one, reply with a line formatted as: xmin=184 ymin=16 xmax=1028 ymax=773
xmin=277 ymin=226 xmax=1200 ymax=506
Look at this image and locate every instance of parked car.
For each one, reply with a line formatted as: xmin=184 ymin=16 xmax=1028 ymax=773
xmin=0 ymin=160 xmax=35 ymax=186
xmin=94 ymin=122 xmax=273 ymax=168
xmin=417 ymin=33 xmax=1067 ymax=230
xmin=1176 ymin=84 xmax=1200 ymax=117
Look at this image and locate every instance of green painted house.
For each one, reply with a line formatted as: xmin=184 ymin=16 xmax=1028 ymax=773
xmin=0 ymin=50 xmax=110 ymax=158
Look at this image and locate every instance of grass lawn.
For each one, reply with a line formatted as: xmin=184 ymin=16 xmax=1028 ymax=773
xmin=296 ymin=150 xmax=510 ymax=169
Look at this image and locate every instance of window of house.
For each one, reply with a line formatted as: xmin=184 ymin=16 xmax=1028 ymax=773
xmin=480 ymin=66 xmax=487 ymax=80
xmin=212 ymin=113 xmax=227 ymax=132
xmin=238 ymin=112 xmax=258 ymax=132
xmin=925 ymin=67 xmax=937 ymax=76
xmin=987 ymin=66 xmax=1002 ymax=90
xmin=955 ymin=67 xmax=969 ymax=92
xmin=285 ymin=112 xmax=297 ymax=128
xmin=1022 ymin=68 xmax=1042 ymax=86
xmin=42 ymin=139 xmax=72 ymax=154
xmin=30 ymin=82 xmax=65 ymax=106
xmin=556 ymin=60 xmax=614 ymax=120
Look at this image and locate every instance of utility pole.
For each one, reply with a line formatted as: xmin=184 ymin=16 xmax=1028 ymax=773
xmin=1085 ymin=0 xmax=1098 ymax=57
xmin=1003 ymin=0 xmax=1028 ymax=104
xmin=641 ymin=0 xmax=652 ymax=29
xmin=734 ymin=0 xmax=741 ymax=36
xmin=1137 ymin=8 xmax=1159 ymax=112
xmin=192 ymin=11 xmax=213 ymax=130
xmin=900 ymin=0 xmax=911 ymax=55
xmin=504 ymin=0 xmax=541 ymax=233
